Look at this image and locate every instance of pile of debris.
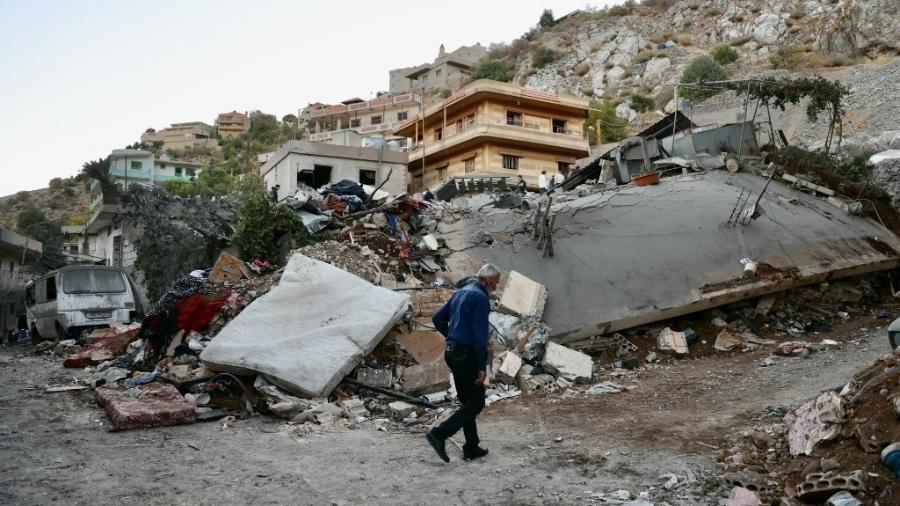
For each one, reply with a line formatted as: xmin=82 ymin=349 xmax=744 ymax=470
xmin=718 ymin=350 xmax=900 ymax=505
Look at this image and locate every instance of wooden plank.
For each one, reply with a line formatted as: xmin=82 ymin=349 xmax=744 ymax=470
xmin=45 ymin=385 xmax=89 ymax=393
xmin=782 ymin=173 xmax=835 ymax=196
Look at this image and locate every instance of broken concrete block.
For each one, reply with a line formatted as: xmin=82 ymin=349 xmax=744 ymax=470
xmin=356 ymin=367 xmax=392 ymax=388
xmin=541 ymin=342 xmax=593 ymax=382
xmin=392 ymin=330 xmax=445 ymax=364
xmin=96 ymin=383 xmax=197 ymax=431
xmin=524 ymin=374 xmax=555 ymax=392
xmin=657 ymin=327 xmax=688 ymax=355
xmin=64 ymin=330 xmax=140 ymax=369
xmin=401 ymin=359 xmax=450 ymax=395
xmin=341 ymin=398 xmax=368 ymax=419
xmin=494 ymin=351 xmax=522 ymax=385
xmin=208 ymin=251 xmax=250 ymax=284
xmin=755 ymin=294 xmax=777 ymax=316
xmin=388 ymin=401 xmax=416 ymax=418
xmin=421 ymin=234 xmax=439 ymax=251
xmin=499 ymin=270 xmax=548 ymax=318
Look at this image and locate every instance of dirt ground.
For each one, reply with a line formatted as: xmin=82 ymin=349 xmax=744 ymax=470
xmin=0 ymin=316 xmax=892 ymax=506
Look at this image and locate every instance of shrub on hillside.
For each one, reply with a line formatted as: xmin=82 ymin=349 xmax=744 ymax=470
xmin=711 ymin=43 xmax=739 ymax=64
xmin=679 ymin=57 xmax=728 ymax=101
xmin=532 ymin=47 xmax=561 ymax=69
xmin=629 ymin=93 xmax=655 ymax=113
xmin=471 ymin=59 xmax=514 ymax=82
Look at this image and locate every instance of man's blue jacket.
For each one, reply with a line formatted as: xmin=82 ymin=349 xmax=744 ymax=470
xmin=432 ymin=281 xmax=490 ymax=371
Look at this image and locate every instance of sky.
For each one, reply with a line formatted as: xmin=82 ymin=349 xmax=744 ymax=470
xmin=0 ymin=0 xmax=616 ymax=195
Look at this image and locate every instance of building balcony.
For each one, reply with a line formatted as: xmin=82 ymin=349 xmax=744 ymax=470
xmin=308 ymin=93 xmax=421 ymax=118
xmin=404 ymin=116 xmax=588 ymax=162
xmin=309 ymin=121 xmax=404 ymax=142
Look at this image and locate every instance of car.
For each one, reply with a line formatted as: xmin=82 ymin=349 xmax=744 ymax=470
xmin=889 ymin=316 xmax=900 ymax=349
xmin=25 ymin=266 xmax=144 ymax=341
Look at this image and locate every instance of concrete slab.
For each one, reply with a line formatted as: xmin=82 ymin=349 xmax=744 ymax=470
xmin=499 ymin=271 xmax=548 ymax=318
xmin=541 ymin=342 xmax=593 ymax=382
xmin=493 ymin=351 xmax=523 ymax=384
xmin=392 ymin=330 xmax=445 ymax=364
xmin=401 ymin=359 xmax=450 ymax=395
xmin=200 ymin=253 xmax=409 ymax=398
xmin=445 ymin=171 xmax=900 ymax=343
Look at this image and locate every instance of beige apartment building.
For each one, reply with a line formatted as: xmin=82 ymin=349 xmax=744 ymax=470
xmin=302 ymin=93 xmax=420 ymax=146
xmin=389 ymin=44 xmax=488 ymax=94
xmin=216 ymin=111 xmax=250 ymax=139
xmin=140 ymin=121 xmax=217 ymax=152
xmin=392 ymin=80 xmax=589 ymax=192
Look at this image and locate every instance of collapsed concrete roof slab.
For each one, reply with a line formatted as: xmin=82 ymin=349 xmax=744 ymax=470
xmin=445 ymin=171 xmax=900 ymax=344
xmin=200 ymin=253 xmax=409 ymax=398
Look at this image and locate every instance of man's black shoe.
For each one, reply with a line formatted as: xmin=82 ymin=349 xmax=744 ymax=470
xmin=425 ymin=431 xmax=450 ymax=463
xmin=463 ymin=446 xmax=489 ymax=461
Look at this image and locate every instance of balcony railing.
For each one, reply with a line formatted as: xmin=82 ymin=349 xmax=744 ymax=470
xmin=404 ymin=115 xmax=586 ymax=152
xmin=308 ymin=93 xmax=421 ymax=118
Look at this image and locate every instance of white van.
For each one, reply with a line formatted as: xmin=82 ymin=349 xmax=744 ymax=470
xmin=25 ymin=266 xmax=144 ymax=340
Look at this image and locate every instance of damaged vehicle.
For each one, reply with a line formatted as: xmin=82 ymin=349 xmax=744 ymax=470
xmin=25 ymin=266 xmax=144 ymax=340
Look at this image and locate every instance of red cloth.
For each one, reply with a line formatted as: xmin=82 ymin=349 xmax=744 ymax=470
xmin=175 ymin=293 xmax=228 ymax=332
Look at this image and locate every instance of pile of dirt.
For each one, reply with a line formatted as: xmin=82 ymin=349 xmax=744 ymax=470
xmin=720 ymin=350 xmax=900 ymax=504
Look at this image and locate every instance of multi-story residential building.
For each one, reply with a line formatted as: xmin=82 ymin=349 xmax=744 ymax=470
xmin=140 ymin=121 xmax=217 ymax=152
xmin=260 ymin=140 xmax=408 ymax=201
xmin=301 ymin=93 xmax=420 ymax=147
xmin=106 ymin=149 xmax=203 ymax=187
xmin=389 ymin=43 xmax=488 ymax=95
xmin=0 ymin=229 xmax=42 ymax=334
xmin=216 ymin=111 xmax=250 ymax=139
xmin=392 ymin=79 xmax=589 ymax=192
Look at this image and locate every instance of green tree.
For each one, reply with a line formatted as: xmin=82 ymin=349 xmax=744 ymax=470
xmin=471 ymin=59 xmax=514 ymax=82
xmin=711 ymin=43 xmax=739 ymax=65
xmin=585 ymin=96 xmax=628 ymax=145
xmin=232 ymin=175 xmax=307 ymax=261
xmin=49 ymin=178 xmax=64 ymax=191
xmin=195 ymin=165 xmax=236 ymax=198
xmin=538 ymin=9 xmax=555 ymax=28
xmin=162 ymin=180 xmax=196 ymax=198
xmin=281 ymin=114 xmax=298 ymax=125
xmin=16 ymin=205 xmax=65 ymax=269
xmin=679 ymin=56 xmax=729 ymax=101
xmin=629 ymin=94 xmax=655 ymax=113
xmin=81 ymin=157 xmax=111 ymax=184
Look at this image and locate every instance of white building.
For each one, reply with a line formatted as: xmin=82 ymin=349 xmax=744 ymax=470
xmin=108 ymin=149 xmax=203 ymax=186
xmin=260 ymin=140 xmax=409 ymax=201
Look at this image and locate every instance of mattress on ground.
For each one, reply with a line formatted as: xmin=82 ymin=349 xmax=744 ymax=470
xmin=200 ymin=253 xmax=409 ymax=398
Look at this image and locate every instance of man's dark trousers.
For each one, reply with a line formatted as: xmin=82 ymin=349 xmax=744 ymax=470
xmin=432 ymin=342 xmax=485 ymax=450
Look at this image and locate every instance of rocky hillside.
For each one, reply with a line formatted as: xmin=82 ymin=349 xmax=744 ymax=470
xmin=499 ymin=0 xmax=898 ymax=148
xmin=0 ymin=177 xmax=90 ymax=231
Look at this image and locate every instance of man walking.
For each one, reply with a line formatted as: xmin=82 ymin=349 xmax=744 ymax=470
xmin=538 ymin=170 xmax=549 ymax=194
xmin=426 ymin=264 xmax=501 ymax=462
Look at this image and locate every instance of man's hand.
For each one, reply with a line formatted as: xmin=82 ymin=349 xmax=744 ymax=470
xmin=475 ymin=370 xmax=486 ymax=385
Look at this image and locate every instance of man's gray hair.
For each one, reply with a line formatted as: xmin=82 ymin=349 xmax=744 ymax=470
xmin=476 ymin=263 xmax=501 ymax=280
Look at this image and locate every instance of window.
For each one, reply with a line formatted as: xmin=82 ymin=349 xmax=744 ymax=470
xmin=506 ymin=111 xmax=523 ymax=126
xmin=456 ymin=118 xmax=463 ymax=132
xmin=63 ymin=269 xmax=126 ymax=294
xmin=434 ymin=127 xmax=442 ymax=141
xmin=350 ymin=119 xmax=361 ymax=128
xmin=557 ymin=161 xmax=571 ymax=175
xmin=130 ymin=160 xmax=142 ymax=171
xmin=160 ymin=163 xmax=167 ymax=169
xmin=502 ymin=155 xmax=520 ymax=170
xmin=397 ymin=111 xmax=408 ymax=121
xmin=175 ymin=167 xmax=183 ymax=176
xmin=438 ymin=166 xmax=448 ymax=181
xmin=413 ymin=172 xmax=424 ymax=190
xmin=464 ymin=158 xmax=475 ymax=173
xmin=552 ymin=118 xmax=567 ymax=133
xmin=186 ymin=168 xmax=196 ymax=177
xmin=359 ymin=169 xmax=377 ymax=185
xmin=298 ymin=165 xmax=332 ymax=188
xmin=435 ymin=69 xmax=442 ymax=77
xmin=370 ymin=115 xmax=382 ymax=125
xmin=46 ymin=276 xmax=57 ymax=301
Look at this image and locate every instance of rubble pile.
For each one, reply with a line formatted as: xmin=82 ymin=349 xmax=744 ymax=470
xmin=718 ymin=350 xmax=900 ymax=504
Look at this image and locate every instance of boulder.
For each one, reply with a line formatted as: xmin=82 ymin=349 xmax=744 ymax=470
xmin=542 ymin=342 xmax=593 ymax=382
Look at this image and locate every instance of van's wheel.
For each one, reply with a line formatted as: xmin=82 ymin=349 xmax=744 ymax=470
xmin=890 ymin=331 xmax=900 ymax=350
xmin=30 ymin=324 xmax=42 ymax=344
xmin=54 ymin=322 xmax=67 ymax=341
